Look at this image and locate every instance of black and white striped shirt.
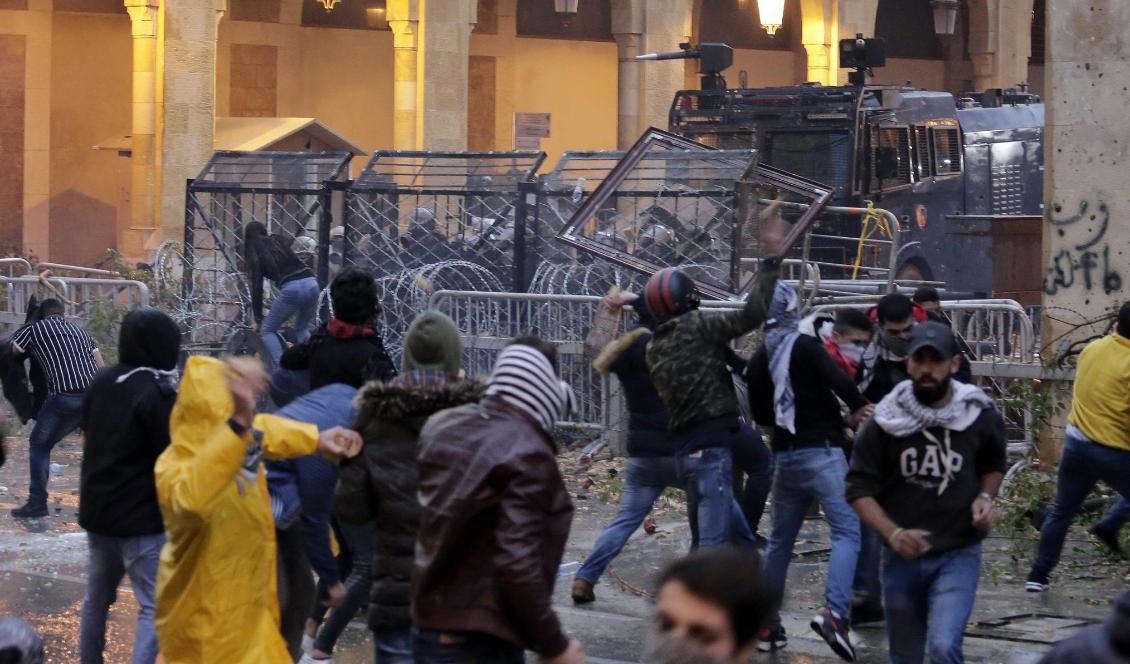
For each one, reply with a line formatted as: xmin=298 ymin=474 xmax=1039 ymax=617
xmin=12 ymin=317 xmax=100 ymax=395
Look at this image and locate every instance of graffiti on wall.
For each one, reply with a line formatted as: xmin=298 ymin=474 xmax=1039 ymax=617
xmin=1043 ymin=198 xmax=1123 ymax=296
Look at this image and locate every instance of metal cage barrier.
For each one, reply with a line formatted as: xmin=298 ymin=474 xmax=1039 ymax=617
xmin=341 ymin=151 xmax=547 ymax=358
xmin=181 ymin=151 xmax=352 ymax=351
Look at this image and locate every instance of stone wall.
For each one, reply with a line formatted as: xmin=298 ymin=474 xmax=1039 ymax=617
xmin=1041 ymin=0 xmax=1129 ymax=355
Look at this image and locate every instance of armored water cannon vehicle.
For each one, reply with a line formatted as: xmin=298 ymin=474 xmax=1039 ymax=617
xmin=641 ymin=37 xmax=1045 ymax=302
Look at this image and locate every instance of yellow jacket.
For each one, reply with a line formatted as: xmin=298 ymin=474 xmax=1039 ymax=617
xmin=154 ymin=356 xmax=319 ymax=663
xmin=1068 ymin=333 xmax=1130 ymax=452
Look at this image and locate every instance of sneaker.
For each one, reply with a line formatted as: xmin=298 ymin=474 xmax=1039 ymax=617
xmin=1025 ymin=579 xmax=1050 ymax=593
xmin=811 ymin=608 xmax=856 ymax=661
xmin=571 ymin=578 xmax=595 ymax=605
xmin=757 ymin=625 xmax=787 ymax=652
xmin=11 ymin=502 xmax=47 ymax=519
xmin=850 ymin=598 xmax=885 ymax=625
xmin=1090 ymin=524 xmax=1123 ymax=555
xmin=301 ymin=633 xmax=314 ymax=654
xmin=297 ymin=654 xmax=332 ymax=664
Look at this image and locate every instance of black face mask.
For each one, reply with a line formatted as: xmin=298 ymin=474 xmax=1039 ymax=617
xmin=882 ymin=332 xmax=911 ymax=357
xmin=913 ymin=371 xmax=952 ymax=405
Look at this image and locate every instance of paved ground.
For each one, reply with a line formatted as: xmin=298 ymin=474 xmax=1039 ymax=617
xmin=0 ymin=432 xmax=1127 ymax=663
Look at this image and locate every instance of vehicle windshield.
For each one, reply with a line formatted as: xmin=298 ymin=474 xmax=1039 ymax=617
xmin=763 ymin=130 xmax=851 ymax=194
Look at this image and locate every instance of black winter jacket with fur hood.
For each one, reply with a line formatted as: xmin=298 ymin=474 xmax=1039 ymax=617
xmin=335 ymin=374 xmax=483 ymax=630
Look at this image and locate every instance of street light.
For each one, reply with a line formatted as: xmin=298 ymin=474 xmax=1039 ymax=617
xmin=758 ymin=0 xmax=786 ymax=36
xmin=931 ymin=0 xmax=960 ymax=35
xmin=554 ymin=0 xmax=579 ymax=17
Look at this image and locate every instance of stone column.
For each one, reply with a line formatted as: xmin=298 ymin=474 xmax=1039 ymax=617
xmin=612 ymin=32 xmax=642 ymax=150
xmin=156 ymin=0 xmax=225 ymax=246
xmin=1041 ymin=0 xmax=1129 ymax=461
xmin=21 ymin=0 xmax=52 ymax=261
xmin=124 ymin=0 xmax=159 ymax=258
xmin=387 ymin=0 xmax=420 ymax=151
xmin=418 ymin=0 xmax=477 ymax=150
xmin=611 ymin=0 xmax=692 ymax=149
xmin=968 ymin=0 xmax=1035 ymax=91
xmin=800 ymin=0 xmax=837 ymax=86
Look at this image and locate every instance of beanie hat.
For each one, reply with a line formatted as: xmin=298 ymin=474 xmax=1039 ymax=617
xmin=402 ymin=311 xmax=461 ymax=374
xmin=485 ymin=344 xmax=574 ymax=433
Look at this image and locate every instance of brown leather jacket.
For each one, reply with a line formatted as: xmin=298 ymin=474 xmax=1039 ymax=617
xmin=412 ymin=395 xmax=573 ymax=658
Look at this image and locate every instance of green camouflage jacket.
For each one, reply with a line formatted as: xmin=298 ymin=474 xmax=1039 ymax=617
xmin=645 ymin=265 xmax=779 ymax=433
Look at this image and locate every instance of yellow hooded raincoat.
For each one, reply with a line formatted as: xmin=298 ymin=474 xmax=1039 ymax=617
xmin=154 ymin=356 xmax=319 ymax=663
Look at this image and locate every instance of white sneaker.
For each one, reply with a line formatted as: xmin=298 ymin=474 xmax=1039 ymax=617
xmin=300 ymin=634 xmax=314 ymax=654
xmin=297 ymin=653 xmax=333 ymax=664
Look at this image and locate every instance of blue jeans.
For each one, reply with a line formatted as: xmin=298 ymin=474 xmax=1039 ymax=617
xmin=677 ymin=447 xmax=755 ymax=549
xmin=28 ymin=391 xmax=85 ymax=507
xmin=763 ymin=446 xmax=860 ymax=621
xmin=1030 ymin=428 xmax=1130 ymax=582
xmin=1096 ymin=495 xmax=1130 ymax=533
xmin=313 ymin=520 xmax=373 ymax=654
xmin=261 ymin=276 xmax=320 ymax=363
xmin=412 ymin=629 xmax=523 ymax=664
xmin=375 ymin=626 xmax=415 ymax=664
xmin=882 ymin=542 xmax=982 ymax=664
xmin=79 ymin=532 xmax=165 ymax=664
xmin=577 ymin=456 xmax=681 ymax=584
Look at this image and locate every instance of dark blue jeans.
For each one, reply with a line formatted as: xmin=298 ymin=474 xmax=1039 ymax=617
xmin=1096 ymin=495 xmax=1130 ymax=533
xmin=412 ymin=629 xmax=523 ymax=664
xmin=882 ymin=542 xmax=982 ymax=664
xmin=576 ymin=456 xmax=681 ymax=584
xmin=312 ymin=520 xmax=373 ymax=654
xmin=375 ymin=626 xmax=415 ymax=664
xmin=853 ymin=528 xmax=883 ymax=600
xmin=28 ymin=391 xmax=85 ymax=507
xmin=731 ymin=423 xmax=771 ymax=538
xmin=1030 ymin=428 xmax=1130 ymax=582
xmin=79 ymin=532 xmax=164 ymax=664
xmin=676 ymin=446 xmax=755 ymax=549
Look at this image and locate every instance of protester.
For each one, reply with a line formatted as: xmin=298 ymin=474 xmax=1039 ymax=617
xmin=243 ymin=221 xmax=321 ymax=364
xmin=912 ymin=286 xmax=941 ymax=313
xmin=822 ymin=308 xmax=873 ymax=380
xmin=77 ymin=309 xmax=180 ymax=664
xmin=265 ymin=383 xmax=360 ymax=659
xmin=646 ymin=547 xmax=771 ymax=664
xmin=847 ymin=321 xmax=1006 ymax=663
xmin=1038 ymin=590 xmax=1130 ymax=662
xmin=1026 ymin=302 xmax=1130 ymax=592
xmin=573 ymin=289 xmax=683 ymax=604
xmin=10 ymin=298 xmax=103 ymax=518
xmin=334 ymin=311 xmax=482 ymax=663
xmin=746 ymin=283 xmax=871 ymax=661
xmin=645 ymin=262 xmax=779 ymax=547
xmin=412 ymin=339 xmax=584 ymax=663
xmin=280 ymin=266 xmax=396 ymax=391
xmin=859 ymin=294 xmax=926 ymax=402
xmin=153 ymin=356 xmax=361 ymax=663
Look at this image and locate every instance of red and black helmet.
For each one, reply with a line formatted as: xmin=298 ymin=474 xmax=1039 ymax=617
xmin=644 ymin=268 xmax=700 ymax=321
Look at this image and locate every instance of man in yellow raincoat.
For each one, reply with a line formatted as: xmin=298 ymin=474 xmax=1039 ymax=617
xmin=154 ymin=356 xmax=361 ymax=663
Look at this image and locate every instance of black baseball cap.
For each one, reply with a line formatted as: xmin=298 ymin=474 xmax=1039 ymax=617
xmin=907 ymin=321 xmax=958 ymax=359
